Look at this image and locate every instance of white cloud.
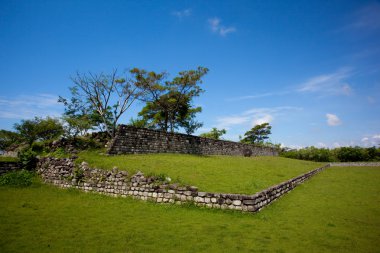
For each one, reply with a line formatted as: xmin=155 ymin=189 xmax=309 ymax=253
xmin=0 ymin=94 xmax=62 ymax=120
xmin=361 ymin=137 xmax=369 ymax=142
xmin=216 ymin=106 xmax=302 ymax=129
xmin=226 ymin=91 xmax=292 ymax=101
xmin=326 ymin=113 xmax=342 ymax=126
xmin=360 ymin=134 xmax=380 ymax=147
xmin=298 ymin=68 xmax=353 ymax=96
xmin=333 ymin=142 xmax=341 ymax=148
xmin=317 ymin=142 xmax=327 ymax=148
xmin=172 ymin=9 xmax=191 ymax=18
xmin=243 ymin=106 xmax=302 ymax=116
xmin=208 ymin=17 xmax=236 ymax=36
xmin=216 ymin=116 xmax=249 ymax=129
xmin=253 ymin=114 xmax=273 ymax=126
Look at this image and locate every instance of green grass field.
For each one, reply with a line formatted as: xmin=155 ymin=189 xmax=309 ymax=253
xmin=1 ymin=166 xmax=379 ymax=252
xmin=77 ymin=151 xmax=325 ymax=194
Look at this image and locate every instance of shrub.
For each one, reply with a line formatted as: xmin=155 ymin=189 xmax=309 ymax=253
xmin=31 ymin=141 xmax=45 ymax=153
xmin=0 ymin=170 xmax=34 ymax=187
xmin=281 ymin=146 xmax=380 ymax=162
xmin=18 ymin=148 xmax=38 ymax=171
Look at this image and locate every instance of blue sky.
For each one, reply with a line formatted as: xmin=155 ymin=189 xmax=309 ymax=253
xmin=0 ymin=0 xmax=379 ymax=148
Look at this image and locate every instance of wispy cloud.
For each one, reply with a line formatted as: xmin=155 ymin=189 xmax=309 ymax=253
xmin=0 ymin=94 xmax=62 ymax=120
xmin=349 ymin=2 xmax=380 ymax=31
xmin=326 ymin=113 xmax=342 ymax=126
xmin=253 ymin=114 xmax=273 ymax=125
xmin=208 ymin=17 xmax=236 ymax=36
xmin=227 ymin=68 xmax=353 ymax=102
xmin=172 ymin=9 xmax=192 ymax=19
xmin=226 ymin=91 xmax=291 ymax=101
xmin=216 ymin=106 xmax=302 ymax=129
xmin=298 ymin=68 xmax=354 ymax=96
xmin=216 ymin=116 xmax=249 ymax=129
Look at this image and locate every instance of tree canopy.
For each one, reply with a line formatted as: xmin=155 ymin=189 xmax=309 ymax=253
xmin=131 ymin=66 xmax=208 ymax=133
xmin=241 ymin=123 xmax=272 ymax=144
xmin=13 ymin=117 xmax=64 ymax=145
xmin=200 ymin=128 xmax=226 ymax=140
xmin=60 ymin=70 xmax=144 ymax=137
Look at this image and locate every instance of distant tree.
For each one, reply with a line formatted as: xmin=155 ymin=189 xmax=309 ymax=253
xmin=14 ymin=117 xmax=64 ymax=145
xmin=59 ymin=87 xmax=97 ymax=138
xmin=200 ymin=128 xmax=226 ymax=140
xmin=131 ymin=66 xmax=208 ymax=133
xmin=129 ymin=117 xmax=149 ymax=128
xmin=61 ymin=70 xmax=144 ymax=137
xmin=241 ymin=123 xmax=272 ymax=144
xmin=0 ymin=130 xmax=21 ymax=151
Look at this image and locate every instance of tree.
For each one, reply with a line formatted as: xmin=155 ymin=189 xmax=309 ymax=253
xmin=61 ymin=70 xmax=144 ymax=137
xmin=200 ymin=128 xmax=226 ymax=140
xmin=0 ymin=130 xmax=21 ymax=151
xmin=58 ymin=87 xmax=97 ymax=138
xmin=14 ymin=117 xmax=64 ymax=145
xmin=131 ymin=66 xmax=208 ymax=133
xmin=241 ymin=123 xmax=272 ymax=144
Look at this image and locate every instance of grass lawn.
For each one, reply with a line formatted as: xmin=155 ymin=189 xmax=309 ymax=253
xmin=0 ymin=156 xmax=18 ymax=162
xmin=77 ymin=151 xmax=325 ymax=194
xmin=1 ymin=166 xmax=379 ymax=252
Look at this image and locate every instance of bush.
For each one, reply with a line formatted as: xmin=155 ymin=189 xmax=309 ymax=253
xmin=335 ymin=147 xmax=369 ymax=162
xmin=31 ymin=141 xmax=45 ymax=153
xmin=281 ymin=146 xmax=380 ymax=162
xmin=18 ymin=148 xmax=38 ymax=171
xmin=0 ymin=170 xmax=34 ymax=187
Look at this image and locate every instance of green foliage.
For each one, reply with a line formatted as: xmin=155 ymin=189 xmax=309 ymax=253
xmin=31 ymin=141 xmax=45 ymax=153
xmin=281 ymin=147 xmax=336 ymax=162
xmin=0 ymin=170 xmax=34 ymax=187
xmin=241 ymin=123 xmax=272 ymax=144
xmin=132 ymin=66 xmax=208 ymax=133
xmin=14 ymin=117 xmax=64 ymax=145
xmin=129 ymin=117 xmax=149 ymax=128
xmin=281 ymin=146 xmax=380 ymax=162
xmin=18 ymin=148 xmax=37 ymax=171
xmin=73 ymin=167 xmax=84 ymax=182
xmin=0 ymin=130 xmax=21 ymax=151
xmin=200 ymin=128 xmax=227 ymax=140
xmin=335 ymin=146 xmax=370 ymax=162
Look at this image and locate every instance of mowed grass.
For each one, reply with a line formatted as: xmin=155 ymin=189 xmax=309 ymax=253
xmin=0 ymin=166 xmax=379 ymax=252
xmin=77 ymin=151 xmax=325 ymax=194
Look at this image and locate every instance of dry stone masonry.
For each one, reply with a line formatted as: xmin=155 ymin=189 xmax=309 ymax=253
xmin=0 ymin=161 xmax=20 ymax=175
xmin=107 ymin=125 xmax=278 ymax=156
xmin=37 ymin=157 xmax=329 ymax=213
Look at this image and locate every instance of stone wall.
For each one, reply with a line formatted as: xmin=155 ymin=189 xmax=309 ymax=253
xmin=0 ymin=161 xmax=20 ymax=175
xmin=330 ymin=162 xmax=380 ymax=167
xmin=37 ymin=157 xmax=329 ymax=213
xmin=107 ymin=125 xmax=278 ymax=157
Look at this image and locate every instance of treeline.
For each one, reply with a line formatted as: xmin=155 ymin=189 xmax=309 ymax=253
xmin=281 ymin=146 xmax=380 ymax=162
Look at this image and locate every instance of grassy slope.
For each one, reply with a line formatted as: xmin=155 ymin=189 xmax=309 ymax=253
xmin=1 ymin=167 xmax=379 ymax=253
xmin=77 ymin=151 xmax=325 ymax=194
